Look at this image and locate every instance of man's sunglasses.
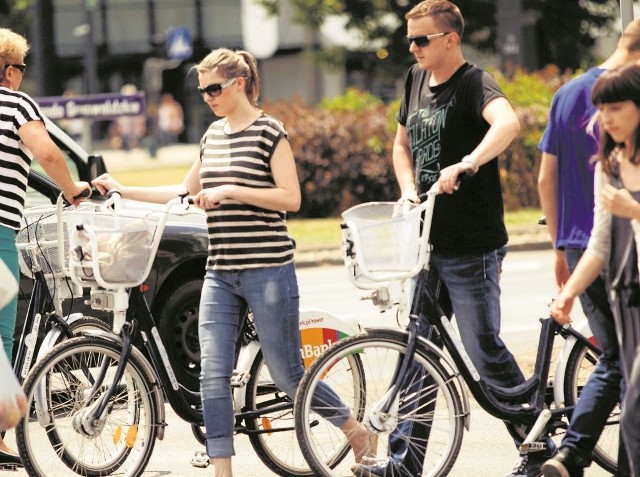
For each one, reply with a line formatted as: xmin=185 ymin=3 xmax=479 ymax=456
xmin=405 ymin=32 xmax=452 ymax=47
xmin=6 ymin=63 xmax=26 ymax=73
xmin=197 ymin=77 xmax=237 ymax=98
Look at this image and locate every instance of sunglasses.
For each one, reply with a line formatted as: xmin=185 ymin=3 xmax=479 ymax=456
xmin=405 ymin=32 xmax=452 ymax=47
xmin=197 ymin=77 xmax=237 ymax=98
xmin=7 ymin=63 xmax=26 ymax=73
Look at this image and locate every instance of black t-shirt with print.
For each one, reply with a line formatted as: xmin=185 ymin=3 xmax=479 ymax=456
xmin=397 ymin=62 xmax=508 ymax=255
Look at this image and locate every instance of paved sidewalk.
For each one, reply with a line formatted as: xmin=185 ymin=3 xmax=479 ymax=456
xmin=97 ymin=145 xmax=551 ymax=268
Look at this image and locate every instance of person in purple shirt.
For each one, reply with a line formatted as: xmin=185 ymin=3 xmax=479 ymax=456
xmin=537 ymin=19 xmax=640 ymax=477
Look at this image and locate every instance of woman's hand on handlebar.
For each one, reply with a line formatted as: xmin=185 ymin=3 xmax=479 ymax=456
xmin=549 ymin=290 xmax=575 ymax=325
xmin=92 ymin=173 xmax=122 ymax=197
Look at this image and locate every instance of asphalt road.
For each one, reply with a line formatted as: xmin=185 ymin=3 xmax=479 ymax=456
xmin=5 ymin=250 xmax=612 ymax=476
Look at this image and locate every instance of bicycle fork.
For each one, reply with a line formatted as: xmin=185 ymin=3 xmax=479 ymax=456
xmin=72 ymin=323 xmax=134 ymax=437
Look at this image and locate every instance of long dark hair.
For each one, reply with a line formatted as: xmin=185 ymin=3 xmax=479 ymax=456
xmin=591 ymin=63 xmax=640 ymax=176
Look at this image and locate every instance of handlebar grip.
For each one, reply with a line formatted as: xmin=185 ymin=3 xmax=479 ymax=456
xmin=105 ymin=189 xmax=122 ymax=199
xmin=74 ymin=188 xmax=92 ymax=200
xmin=187 ymin=197 xmax=194 ymax=205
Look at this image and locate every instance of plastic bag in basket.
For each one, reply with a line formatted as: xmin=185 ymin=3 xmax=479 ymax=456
xmin=75 ymin=219 xmax=155 ymax=284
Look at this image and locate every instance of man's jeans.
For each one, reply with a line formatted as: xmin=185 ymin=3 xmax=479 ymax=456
xmin=561 ymin=248 xmax=622 ymax=467
xmin=382 ymin=247 xmax=526 ymax=473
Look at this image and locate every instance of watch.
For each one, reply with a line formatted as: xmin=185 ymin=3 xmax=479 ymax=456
xmin=461 ymin=155 xmax=479 ymax=174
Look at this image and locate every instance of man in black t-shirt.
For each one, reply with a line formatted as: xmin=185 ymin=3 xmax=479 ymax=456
xmin=352 ymin=2 xmax=553 ymax=477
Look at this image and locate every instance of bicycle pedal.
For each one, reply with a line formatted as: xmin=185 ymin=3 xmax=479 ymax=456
xmin=519 ymin=441 xmax=547 ymax=453
xmin=0 ymin=464 xmax=20 ymax=471
xmin=230 ymin=370 xmax=250 ymax=388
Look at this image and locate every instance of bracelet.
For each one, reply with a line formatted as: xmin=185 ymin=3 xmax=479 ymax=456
xmin=461 ymin=155 xmax=479 ymax=173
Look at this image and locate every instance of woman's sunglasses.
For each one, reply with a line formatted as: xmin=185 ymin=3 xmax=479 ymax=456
xmin=6 ymin=63 xmax=26 ymax=73
xmin=405 ymin=32 xmax=452 ymax=48
xmin=197 ymin=77 xmax=237 ymax=98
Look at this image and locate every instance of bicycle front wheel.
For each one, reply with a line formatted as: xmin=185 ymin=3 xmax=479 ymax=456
xmin=245 ymin=348 xmax=365 ymax=476
xmin=564 ymin=339 xmax=619 ymax=473
xmin=16 ymin=336 xmax=159 ymax=477
xmin=294 ymin=329 xmax=465 ymax=477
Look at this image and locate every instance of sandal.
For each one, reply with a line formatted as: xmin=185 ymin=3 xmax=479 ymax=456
xmin=190 ymin=450 xmax=210 ymax=468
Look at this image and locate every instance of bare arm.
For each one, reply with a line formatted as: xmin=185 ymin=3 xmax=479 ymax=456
xmin=392 ymin=124 xmax=419 ymax=202
xmin=538 ymin=151 xmax=569 ymax=288
xmin=192 ymin=138 xmax=301 ymax=212
xmin=18 ymin=121 xmax=90 ymax=205
xmin=92 ymin=158 xmax=202 ymax=203
xmin=438 ymin=96 xmax=521 ymax=194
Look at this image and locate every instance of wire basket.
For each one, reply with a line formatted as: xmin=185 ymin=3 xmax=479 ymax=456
xmin=16 ymin=206 xmax=68 ymax=279
xmin=341 ymin=201 xmax=424 ymax=285
xmin=65 ymin=209 xmax=160 ymax=288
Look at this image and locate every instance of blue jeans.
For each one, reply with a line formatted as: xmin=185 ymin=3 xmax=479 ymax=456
xmin=561 ymin=248 xmax=622 ymax=467
xmin=198 ymin=263 xmax=350 ymax=458
xmin=0 ymin=225 xmax=19 ymax=360
xmin=384 ymin=247 xmax=528 ymax=473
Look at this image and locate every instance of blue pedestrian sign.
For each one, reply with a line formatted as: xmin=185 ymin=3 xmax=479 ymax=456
xmin=167 ymin=27 xmax=192 ymax=61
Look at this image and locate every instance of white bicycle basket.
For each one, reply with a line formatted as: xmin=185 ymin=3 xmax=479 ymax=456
xmin=341 ymin=201 xmax=426 ymax=287
xmin=64 ymin=208 xmax=160 ymax=288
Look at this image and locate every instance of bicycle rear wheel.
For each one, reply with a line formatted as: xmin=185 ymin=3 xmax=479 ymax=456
xmin=16 ymin=336 xmax=159 ymax=477
xmin=245 ymin=349 xmax=365 ymax=476
xmin=564 ymin=339 xmax=619 ymax=473
xmin=294 ymin=329 xmax=465 ymax=477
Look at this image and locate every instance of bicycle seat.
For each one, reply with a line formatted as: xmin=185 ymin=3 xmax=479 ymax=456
xmin=484 ymin=376 xmax=540 ymax=404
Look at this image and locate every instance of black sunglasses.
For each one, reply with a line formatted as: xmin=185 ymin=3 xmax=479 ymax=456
xmin=197 ymin=77 xmax=237 ymax=98
xmin=405 ymin=32 xmax=452 ymax=47
xmin=7 ymin=63 xmax=26 ymax=73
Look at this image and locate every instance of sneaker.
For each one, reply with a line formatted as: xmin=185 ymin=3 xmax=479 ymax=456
xmin=504 ymin=450 xmax=555 ymax=477
xmin=541 ymin=448 xmax=584 ymax=477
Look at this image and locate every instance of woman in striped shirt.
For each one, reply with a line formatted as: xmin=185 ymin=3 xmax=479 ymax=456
xmin=93 ymin=48 xmax=371 ymax=477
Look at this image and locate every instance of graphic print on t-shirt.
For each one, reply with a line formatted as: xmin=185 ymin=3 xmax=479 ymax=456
xmin=407 ymin=97 xmax=456 ymax=186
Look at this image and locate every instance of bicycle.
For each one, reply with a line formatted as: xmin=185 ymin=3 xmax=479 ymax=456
xmin=293 ymin=181 xmax=620 ymax=476
xmin=12 ymin=196 xmax=112 ymax=388
xmin=15 ymin=191 xmax=365 ymax=477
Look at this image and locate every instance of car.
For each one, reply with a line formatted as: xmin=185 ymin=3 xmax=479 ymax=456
xmin=16 ymin=118 xmax=208 ymax=393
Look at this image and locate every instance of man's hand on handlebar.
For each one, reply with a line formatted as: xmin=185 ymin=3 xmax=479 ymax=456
xmin=437 ymin=162 xmax=476 ymax=195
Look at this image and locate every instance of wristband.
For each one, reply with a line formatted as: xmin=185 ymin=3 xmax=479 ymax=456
xmin=461 ymin=155 xmax=479 ymax=174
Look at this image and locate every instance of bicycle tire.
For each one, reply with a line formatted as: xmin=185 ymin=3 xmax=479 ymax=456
xmin=563 ymin=339 xmax=619 ymax=474
xmin=294 ymin=329 xmax=465 ymax=477
xmin=53 ymin=316 xmax=112 ymax=345
xmin=16 ymin=335 xmax=159 ymax=477
xmin=245 ymin=348 xmax=365 ymax=476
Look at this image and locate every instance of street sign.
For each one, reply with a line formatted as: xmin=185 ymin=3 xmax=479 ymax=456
xmin=36 ymin=92 xmax=146 ymax=120
xmin=166 ymin=26 xmax=192 ymax=61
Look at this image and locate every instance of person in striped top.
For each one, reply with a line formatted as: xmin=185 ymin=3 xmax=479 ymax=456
xmin=93 ymin=48 xmax=371 ymax=476
xmin=0 ymin=27 xmax=90 ymax=467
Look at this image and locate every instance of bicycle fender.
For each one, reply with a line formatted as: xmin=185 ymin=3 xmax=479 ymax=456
xmin=553 ymin=318 xmax=593 ymax=406
xmin=299 ymin=308 xmax=361 ymax=369
xmin=233 ymin=340 xmax=260 ymax=412
xmin=36 ymin=312 xmax=85 ymax=362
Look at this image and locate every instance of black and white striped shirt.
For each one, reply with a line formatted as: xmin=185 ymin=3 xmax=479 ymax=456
xmin=0 ymin=87 xmax=42 ymax=230
xmin=199 ymin=113 xmax=295 ymax=270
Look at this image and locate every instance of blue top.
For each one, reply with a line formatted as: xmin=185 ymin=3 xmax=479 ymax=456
xmin=538 ymin=67 xmax=605 ymax=250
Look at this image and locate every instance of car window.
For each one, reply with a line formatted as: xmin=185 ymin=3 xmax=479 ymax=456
xmin=25 ymin=151 xmax=79 ymax=209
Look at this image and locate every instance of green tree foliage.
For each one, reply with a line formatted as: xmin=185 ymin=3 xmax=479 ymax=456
xmin=257 ymin=0 xmax=620 ymax=74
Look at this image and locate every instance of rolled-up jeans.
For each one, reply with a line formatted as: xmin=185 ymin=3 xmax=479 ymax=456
xmin=199 ymin=263 xmax=350 ymax=458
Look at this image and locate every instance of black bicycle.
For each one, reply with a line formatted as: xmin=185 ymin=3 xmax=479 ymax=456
xmin=14 ymin=193 xmax=365 ymax=477
xmin=293 ymin=182 xmax=619 ymax=476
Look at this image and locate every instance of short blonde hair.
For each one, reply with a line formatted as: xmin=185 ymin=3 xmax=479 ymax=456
xmin=406 ymin=0 xmax=465 ymax=39
xmin=0 ymin=28 xmax=29 ymax=81
xmin=194 ymin=48 xmax=261 ymax=106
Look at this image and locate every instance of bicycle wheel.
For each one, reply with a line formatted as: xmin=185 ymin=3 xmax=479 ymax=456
xmin=564 ymin=339 xmax=619 ymax=473
xmin=16 ymin=336 xmax=159 ymax=477
xmin=245 ymin=348 xmax=365 ymax=476
xmin=294 ymin=329 xmax=465 ymax=477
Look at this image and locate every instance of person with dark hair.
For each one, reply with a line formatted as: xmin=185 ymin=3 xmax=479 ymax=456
xmin=538 ymin=19 xmax=640 ymax=477
xmin=93 ymin=47 xmax=371 ymax=477
xmin=551 ymin=62 xmax=640 ymax=477
xmin=351 ymin=1 xmax=554 ymax=476
xmin=0 ymin=27 xmax=90 ymax=468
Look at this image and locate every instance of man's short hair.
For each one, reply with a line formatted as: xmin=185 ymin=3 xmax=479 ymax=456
xmin=405 ymin=0 xmax=465 ymax=39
